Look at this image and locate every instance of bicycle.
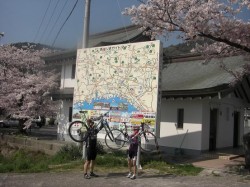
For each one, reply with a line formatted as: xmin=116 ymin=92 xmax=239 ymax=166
xmin=68 ymin=111 xmax=114 ymax=143
xmin=104 ymin=122 xmax=159 ymax=153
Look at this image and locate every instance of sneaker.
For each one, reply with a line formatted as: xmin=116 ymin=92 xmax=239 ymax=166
xmin=126 ymin=172 xmax=132 ymax=178
xmin=90 ymin=172 xmax=99 ymax=177
xmin=130 ymin=174 xmax=136 ymax=180
xmin=84 ymin=174 xmax=91 ymax=179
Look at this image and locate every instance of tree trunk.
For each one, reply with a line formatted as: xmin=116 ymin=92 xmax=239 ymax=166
xmin=18 ymin=118 xmax=28 ymax=133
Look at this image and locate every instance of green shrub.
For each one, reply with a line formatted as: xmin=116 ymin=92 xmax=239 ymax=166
xmin=51 ymin=144 xmax=82 ymax=164
xmin=96 ymin=152 xmax=127 ymax=167
xmin=0 ymin=144 xmax=202 ymax=175
xmin=96 ymin=141 xmax=106 ymax=155
xmin=0 ymin=148 xmax=50 ymax=173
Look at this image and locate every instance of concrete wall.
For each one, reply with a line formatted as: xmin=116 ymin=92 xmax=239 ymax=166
xmin=244 ymin=109 xmax=250 ymax=134
xmin=60 ymin=62 xmax=76 ymax=89
xmin=57 ymin=99 xmax=73 ymax=141
xmin=159 ymin=99 xmax=203 ymax=154
xmin=159 ymin=95 xmax=246 ymax=155
xmin=204 ymin=96 xmax=245 ymax=149
xmin=0 ymin=134 xmax=72 ymax=155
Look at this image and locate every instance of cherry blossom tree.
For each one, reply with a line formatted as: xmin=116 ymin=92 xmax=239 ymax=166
xmin=0 ymin=43 xmax=59 ymax=130
xmin=124 ymin=0 xmax=250 ymax=60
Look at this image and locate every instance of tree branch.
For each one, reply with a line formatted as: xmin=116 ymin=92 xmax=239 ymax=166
xmin=199 ymin=32 xmax=250 ymax=53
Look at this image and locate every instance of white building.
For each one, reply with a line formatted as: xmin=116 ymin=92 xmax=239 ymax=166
xmin=160 ymin=54 xmax=250 ymax=155
xmin=44 ymin=27 xmax=250 ymax=155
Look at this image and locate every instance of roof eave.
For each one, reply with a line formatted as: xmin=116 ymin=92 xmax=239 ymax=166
xmin=162 ymin=84 xmax=232 ymax=99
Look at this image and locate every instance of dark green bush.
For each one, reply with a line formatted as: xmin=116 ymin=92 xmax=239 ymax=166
xmin=51 ymin=144 xmax=82 ymax=164
xmin=96 ymin=151 xmax=127 ymax=167
xmin=96 ymin=141 xmax=106 ymax=155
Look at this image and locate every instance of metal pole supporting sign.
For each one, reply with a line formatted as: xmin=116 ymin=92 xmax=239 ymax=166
xmin=136 ymin=137 xmax=142 ymax=177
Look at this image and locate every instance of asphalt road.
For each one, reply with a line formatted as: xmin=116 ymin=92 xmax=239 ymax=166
xmin=1 ymin=126 xmax=250 ymax=187
xmin=0 ymin=125 xmax=57 ymax=140
xmin=0 ymin=170 xmax=250 ymax=187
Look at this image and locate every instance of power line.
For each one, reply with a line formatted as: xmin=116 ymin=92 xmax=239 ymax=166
xmin=33 ymin=0 xmax=52 ymax=43
xmin=39 ymin=0 xmax=61 ymax=43
xmin=116 ymin=0 xmax=129 ymax=42
xmin=44 ymin=0 xmax=69 ymax=43
xmin=52 ymin=0 xmax=79 ymax=47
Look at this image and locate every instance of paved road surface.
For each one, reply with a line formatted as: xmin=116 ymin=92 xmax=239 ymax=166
xmin=0 ymin=170 xmax=250 ymax=187
xmin=0 ymin=125 xmax=57 ymax=140
xmin=1 ymin=126 xmax=250 ymax=187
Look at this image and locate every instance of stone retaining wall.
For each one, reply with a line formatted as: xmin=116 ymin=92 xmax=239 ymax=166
xmin=0 ymin=134 xmax=73 ymax=155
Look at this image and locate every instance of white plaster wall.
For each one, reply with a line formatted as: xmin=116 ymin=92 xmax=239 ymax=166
xmin=245 ymin=119 xmax=250 ymax=134
xmin=57 ymin=99 xmax=73 ymax=141
xmin=216 ymin=103 xmax=234 ymax=148
xmin=60 ymin=63 xmax=76 ymax=89
xmin=202 ymin=96 xmax=245 ymax=150
xmin=244 ymin=109 xmax=250 ymax=134
xmin=160 ymin=99 xmax=203 ymax=150
xmin=215 ymin=97 xmax=245 ymax=148
xmin=201 ymin=99 xmax=211 ymax=151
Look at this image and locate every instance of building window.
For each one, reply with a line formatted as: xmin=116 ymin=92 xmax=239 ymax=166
xmin=177 ymin=108 xmax=184 ymax=129
xmin=69 ymin=107 xmax=72 ymax=122
xmin=71 ymin=64 xmax=76 ymax=79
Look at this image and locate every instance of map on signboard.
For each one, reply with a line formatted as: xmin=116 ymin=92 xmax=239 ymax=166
xmin=73 ymin=41 xmax=162 ymax=132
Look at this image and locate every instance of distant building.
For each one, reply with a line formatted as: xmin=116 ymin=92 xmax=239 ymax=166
xmin=160 ymin=54 xmax=250 ymax=155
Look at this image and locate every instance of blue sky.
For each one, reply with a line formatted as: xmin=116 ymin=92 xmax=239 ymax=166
xmin=0 ymin=0 xmax=249 ymax=50
xmin=0 ymin=0 xmax=182 ymax=49
xmin=0 ymin=0 xmax=138 ymax=49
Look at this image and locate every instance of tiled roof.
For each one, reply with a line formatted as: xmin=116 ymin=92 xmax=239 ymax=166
xmin=162 ymin=55 xmax=249 ymax=91
xmin=88 ymin=25 xmax=147 ymax=47
xmin=44 ymin=25 xmax=149 ymax=61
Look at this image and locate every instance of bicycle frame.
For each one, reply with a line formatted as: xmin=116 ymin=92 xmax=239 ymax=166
xmin=117 ymin=122 xmax=145 ymax=144
xmin=68 ymin=111 xmax=114 ymax=142
xmin=104 ymin=121 xmax=159 ymax=152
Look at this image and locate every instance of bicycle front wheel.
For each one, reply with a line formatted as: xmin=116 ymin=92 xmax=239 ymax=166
xmin=105 ymin=129 xmax=126 ymax=150
xmin=68 ymin=121 xmax=89 ymax=142
xmin=140 ymin=131 xmax=159 ymax=153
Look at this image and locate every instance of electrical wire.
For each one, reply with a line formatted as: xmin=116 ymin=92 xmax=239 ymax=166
xmin=51 ymin=0 xmax=79 ymax=47
xmin=33 ymin=0 xmax=52 ymax=43
xmin=39 ymin=0 xmax=61 ymax=43
xmin=116 ymin=0 xmax=129 ymax=43
xmin=44 ymin=0 xmax=69 ymax=43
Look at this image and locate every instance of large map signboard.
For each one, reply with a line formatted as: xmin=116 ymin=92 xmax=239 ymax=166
xmin=73 ymin=41 xmax=162 ymax=133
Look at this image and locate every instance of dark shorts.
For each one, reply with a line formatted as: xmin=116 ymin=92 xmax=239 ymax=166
xmin=128 ymin=149 xmax=137 ymax=160
xmin=86 ymin=147 xmax=97 ymax=161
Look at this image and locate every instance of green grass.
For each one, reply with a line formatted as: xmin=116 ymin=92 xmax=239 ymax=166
xmin=142 ymin=161 xmax=203 ymax=175
xmin=0 ymin=148 xmax=50 ymax=173
xmin=0 ymin=143 xmax=203 ymax=175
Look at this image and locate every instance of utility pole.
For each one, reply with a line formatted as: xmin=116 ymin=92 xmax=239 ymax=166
xmin=82 ymin=0 xmax=91 ymax=48
xmin=81 ymin=0 xmax=91 ymax=160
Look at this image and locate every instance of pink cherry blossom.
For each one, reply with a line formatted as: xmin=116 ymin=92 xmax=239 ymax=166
xmin=124 ymin=0 xmax=250 ymax=78
xmin=0 ymin=44 xmax=59 ymax=122
xmin=124 ymin=0 xmax=250 ymax=57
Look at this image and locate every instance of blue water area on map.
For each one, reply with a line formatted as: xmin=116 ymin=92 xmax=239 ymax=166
xmin=73 ymin=96 xmax=138 ymax=113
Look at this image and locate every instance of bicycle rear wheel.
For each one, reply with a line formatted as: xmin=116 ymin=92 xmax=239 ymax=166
xmin=105 ymin=129 xmax=126 ymax=150
xmin=68 ymin=121 xmax=89 ymax=142
xmin=140 ymin=131 xmax=159 ymax=153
